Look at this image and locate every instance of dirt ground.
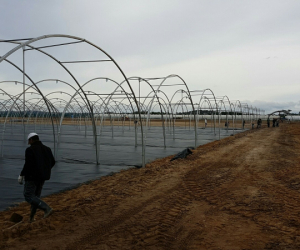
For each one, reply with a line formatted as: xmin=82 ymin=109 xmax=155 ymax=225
xmin=1 ymin=122 xmax=300 ymax=250
xmin=3 ymin=117 xmax=248 ymax=129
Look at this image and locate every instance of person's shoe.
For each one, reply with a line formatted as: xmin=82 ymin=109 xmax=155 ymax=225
xmin=44 ymin=207 xmax=54 ymax=218
xmin=29 ymin=218 xmax=36 ymax=223
xmin=35 ymin=199 xmax=54 ymax=219
xmin=30 ymin=204 xmax=38 ymax=223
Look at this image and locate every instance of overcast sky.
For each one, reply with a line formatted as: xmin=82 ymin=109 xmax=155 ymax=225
xmin=1 ymin=0 xmax=300 ymax=113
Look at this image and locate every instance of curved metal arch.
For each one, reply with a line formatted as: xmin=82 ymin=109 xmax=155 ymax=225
xmin=25 ymin=99 xmax=63 ymax=132
xmin=124 ymin=76 xmax=166 ymax=127
xmin=144 ymin=94 xmax=172 ymax=148
xmin=78 ymin=85 xmax=135 ymax=139
xmin=33 ymin=79 xmax=89 ymax=111
xmin=0 ymin=89 xmax=30 ymax=136
xmin=220 ymin=95 xmax=234 ymax=122
xmin=106 ymin=96 xmax=136 ymax=116
xmin=23 ymin=96 xmax=62 ymax=130
xmin=0 ymin=91 xmax=51 ymax=156
xmin=232 ymin=100 xmax=244 ymax=129
xmin=151 ymin=74 xmax=197 ymax=122
xmin=135 ymin=77 xmax=175 ymax=150
xmin=138 ymin=87 xmax=172 ymax=131
xmin=217 ymin=96 xmax=234 ymax=123
xmin=195 ymin=88 xmax=219 ymax=136
xmin=241 ymin=103 xmax=251 ymax=124
xmin=141 ymin=88 xmax=174 ymax=121
xmin=79 ymin=77 xmax=137 ymax=115
xmin=140 ymin=88 xmax=174 ymax=149
xmin=229 ymin=102 xmax=237 ymax=130
xmin=0 ymin=36 xmax=266 ymax=168
xmin=0 ymin=80 xmax=76 ymax=121
xmin=97 ymin=99 xmax=133 ymax=134
xmin=197 ymin=96 xmax=215 ymax=130
xmin=0 ymin=88 xmax=26 ymax=116
xmin=25 ymin=100 xmax=60 ymax=126
xmin=60 ymin=76 xmax=142 ymax=157
xmin=0 ymin=89 xmax=41 ymax=120
xmin=248 ymin=105 xmax=254 ymax=123
xmin=268 ymin=109 xmax=291 ymax=118
xmin=0 ymin=98 xmax=12 ymax=114
xmin=215 ymin=98 xmax=230 ymax=136
xmin=147 ymin=97 xmax=170 ymax=118
xmin=142 ymin=75 xmax=197 ymax=147
xmin=78 ymin=90 xmax=137 ymax=143
xmin=21 ymin=89 xmax=62 ymax=124
xmin=172 ymin=97 xmax=193 ymax=131
xmin=89 ymin=92 xmax=127 ymax=123
xmin=0 ymin=34 xmax=145 ymax=166
xmin=0 ymin=58 xmax=58 ymax=157
xmin=170 ymin=89 xmax=193 ymax=128
xmin=196 ymin=88 xmax=219 ymax=110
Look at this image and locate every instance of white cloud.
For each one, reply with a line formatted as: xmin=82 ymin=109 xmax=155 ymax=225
xmin=1 ymin=0 xmax=300 ymax=113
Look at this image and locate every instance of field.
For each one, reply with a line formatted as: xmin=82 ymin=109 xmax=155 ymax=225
xmin=1 ymin=121 xmax=299 ymax=249
xmin=1 ymin=116 xmax=252 ymax=128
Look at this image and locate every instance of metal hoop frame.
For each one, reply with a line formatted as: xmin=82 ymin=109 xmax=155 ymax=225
xmin=0 ymin=35 xmax=264 ymax=167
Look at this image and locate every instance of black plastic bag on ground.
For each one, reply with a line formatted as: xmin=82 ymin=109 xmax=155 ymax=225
xmin=170 ymin=148 xmax=194 ymax=161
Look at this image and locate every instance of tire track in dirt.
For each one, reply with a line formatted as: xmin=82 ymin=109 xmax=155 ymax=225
xmin=74 ymin=159 xmax=219 ymax=249
xmin=203 ymin=125 xmax=300 ymax=248
xmin=248 ymin=125 xmax=300 ymax=242
xmin=65 ymin=183 xmax=184 ymax=250
xmin=83 ymin=181 xmax=196 ymax=249
xmin=177 ymin=229 xmax=200 ymax=250
xmin=148 ymin=183 xmax=195 ymax=249
xmin=140 ymin=129 xmax=268 ymax=249
xmin=177 ymin=128 xmax=286 ymax=248
xmin=107 ymin=134 xmax=256 ymax=249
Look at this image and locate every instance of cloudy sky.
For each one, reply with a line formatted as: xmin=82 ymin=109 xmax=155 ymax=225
xmin=1 ymin=0 xmax=300 ymax=113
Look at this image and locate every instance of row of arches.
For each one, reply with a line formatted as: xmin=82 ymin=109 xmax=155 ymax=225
xmin=0 ymin=35 xmax=264 ymax=167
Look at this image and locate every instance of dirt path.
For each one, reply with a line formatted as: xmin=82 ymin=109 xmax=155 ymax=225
xmin=1 ymin=123 xmax=300 ymax=250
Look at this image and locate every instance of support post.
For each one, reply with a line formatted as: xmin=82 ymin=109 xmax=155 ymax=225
xmin=22 ymin=46 xmax=26 ymax=141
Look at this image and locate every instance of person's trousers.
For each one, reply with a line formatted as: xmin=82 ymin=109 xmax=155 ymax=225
xmin=24 ymin=180 xmax=45 ymax=218
xmin=23 ymin=180 xmax=45 ymax=203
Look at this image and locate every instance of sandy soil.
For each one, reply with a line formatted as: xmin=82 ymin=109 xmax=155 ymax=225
xmin=1 ymin=122 xmax=299 ymax=250
xmin=2 ymin=117 xmax=248 ymax=128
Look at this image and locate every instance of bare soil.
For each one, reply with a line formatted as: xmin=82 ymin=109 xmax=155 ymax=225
xmin=3 ymin=117 xmax=248 ymax=128
xmin=1 ymin=122 xmax=300 ymax=250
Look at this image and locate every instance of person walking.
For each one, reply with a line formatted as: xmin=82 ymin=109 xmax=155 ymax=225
xmin=204 ymin=118 xmax=207 ymax=128
xmin=267 ymin=118 xmax=270 ymax=127
xmin=257 ymin=118 xmax=262 ymax=128
xmin=18 ymin=133 xmax=55 ymax=222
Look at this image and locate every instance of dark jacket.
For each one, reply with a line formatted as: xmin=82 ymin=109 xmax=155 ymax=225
xmin=21 ymin=141 xmax=55 ymax=181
